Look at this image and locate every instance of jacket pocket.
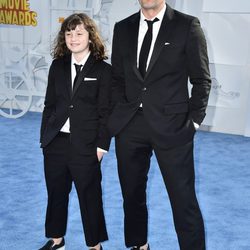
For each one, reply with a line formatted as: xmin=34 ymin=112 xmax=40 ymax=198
xmin=48 ymin=113 xmax=56 ymax=124
xmin=164 ymin=103 xmax=188 ymax=115
xmin=80 ymin=120 xmax=99 ymax=130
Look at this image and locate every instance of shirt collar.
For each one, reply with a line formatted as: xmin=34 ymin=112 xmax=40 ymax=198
xmin=71 ymin=51 xmax=91 ymax=66
xmin=140 ymin=4 xmax=166 ymax=23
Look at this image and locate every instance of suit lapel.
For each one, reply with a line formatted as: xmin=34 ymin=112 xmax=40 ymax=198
xmin=128 ymin=13 xmax=143 ymax=81
xmin=63 ymin=55 xmax=72 ymax=98
xmin=145 ymin=4 xmax=175 ymax=80
xmin=72 ymin=54 xmax=96 ymax=97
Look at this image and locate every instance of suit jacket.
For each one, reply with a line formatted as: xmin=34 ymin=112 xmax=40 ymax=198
xmin=108 ymin=4 xmax=211 ymax=148
xmin=40 ymin=54 xmax=112 ymax=153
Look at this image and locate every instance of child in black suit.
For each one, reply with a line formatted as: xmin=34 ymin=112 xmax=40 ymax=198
xmin=39 ymin=13 xmax=112 ymax=250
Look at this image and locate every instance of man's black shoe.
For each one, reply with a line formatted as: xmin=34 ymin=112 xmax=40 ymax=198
xmin=131 ymin=244 xmax=150 ymax=250
xmin=39 ymin=238 xmax=65 ymax=250
xmin=89 ymin=245 xmax=103 ymax=250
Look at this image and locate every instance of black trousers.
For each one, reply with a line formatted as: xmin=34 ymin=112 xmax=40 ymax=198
xmin=115 ymin=110 xmax=205 ymax=249
xmin=43 ymin=132 xmax=108 ymax=246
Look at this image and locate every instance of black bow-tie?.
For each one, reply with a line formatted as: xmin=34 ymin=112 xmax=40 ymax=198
xmin=139 ymin=18 xmax=159 ymax=78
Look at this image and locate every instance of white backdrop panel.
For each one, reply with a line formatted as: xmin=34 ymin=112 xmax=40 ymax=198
xmin=203 ymin=0 xmax=250 ymax=13
xmin=205 ymin=14 xmax=250 ymax=65
xmin=208 ymin=64 xmax=249 ymax=108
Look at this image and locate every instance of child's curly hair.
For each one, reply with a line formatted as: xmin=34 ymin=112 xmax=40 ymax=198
xmin=51 ymin=13 xmax=107 ymax=60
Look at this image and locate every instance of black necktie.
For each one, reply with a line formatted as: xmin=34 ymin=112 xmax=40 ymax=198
xmin=73 ymin=63 xmax=82 ymax=90
xmin=139 ymin=18 xmax=159 ymax=78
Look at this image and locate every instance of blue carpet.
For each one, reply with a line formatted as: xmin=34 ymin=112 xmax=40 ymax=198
xmin=0 ymin=112 xmax=250 ymax=250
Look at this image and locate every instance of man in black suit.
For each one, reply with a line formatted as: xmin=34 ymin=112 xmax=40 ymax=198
xmin=39 ymin=13 xmax=111 ymax=250
xmin=108 ymin=1 xmax=211 ymax=249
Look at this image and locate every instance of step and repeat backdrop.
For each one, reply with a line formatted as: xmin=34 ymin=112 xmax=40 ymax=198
xmin=1 ymin=0 xmax=250 ymax=136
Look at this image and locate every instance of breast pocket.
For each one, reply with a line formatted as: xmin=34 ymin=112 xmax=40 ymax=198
xmin=160 ymin=44 xmax=185 ymax=70
xmin=78 ymin=80 xmax=99 ymax=99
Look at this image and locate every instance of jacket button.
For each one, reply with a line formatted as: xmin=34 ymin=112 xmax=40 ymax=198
xmin=143 ymin=87 xmax=147 ymax=91
xmin=69 ymin=105 xmax=74 ymax=108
